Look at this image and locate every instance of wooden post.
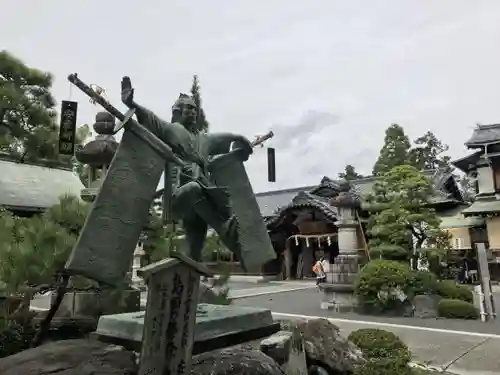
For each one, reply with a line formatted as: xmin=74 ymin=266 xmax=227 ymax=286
xmin=284 ymin=240 xmax=292 ymax=281
xmin=476 ymin=243 xmax=496 ymax=321
xmin=137 ymin=252 xmax=214 ymax=375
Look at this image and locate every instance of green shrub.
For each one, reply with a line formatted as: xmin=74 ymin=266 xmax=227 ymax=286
xmin=354 ymin=259 xmax=413 ymax=311
xmin=408 ymin=270 xmax=439 ymax=296
xmin=354 ymin=358 xmax=413 ymax=375
xmin=436 ymin=280 xmax=473 ymax=303
xmin=437 ymin=299 xmax=479 ymax=319
xmin=0 ymin=319 xmax=35 ymax=358
xmin=370 ymin=245 xmax=409 ymax=261
xmin=349 ymin=328 xmax=412 ymax=375
xmin=348 ymin=328 xmax=411 ymax=363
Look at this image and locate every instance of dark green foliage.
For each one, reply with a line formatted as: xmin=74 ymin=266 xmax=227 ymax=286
xmin=0 ymin=210 xmax=77 ymax=292
xmin=408 ymin=131 xmax=450 ymax=171
xmin=354 ymin=260 xmax=413 ymax=311
xmin=190 ymin=75 xmax=209 ymax=132
xmin=355 ymin=260 xmax=440 ymax=313
xmin=437 ymin=298 xmax=479 ymax=319
xmin=0 ymin=51 xmax=90 ymax=165
xmin=0 ymin=51 xmax=58 ymax=161
xmin=370 ymin=244 xmax=409 ymax=261
xmin=338 ymin=164 xmax=364 ymax=180
xmin=435 ymin=280 xmax=473 ymax=303
xmin=0 ymin=320 xmax=34 ymax=358
xmin=43 ymin=194 xmax=91 ymax=236
xmin=408 ymin=270 xmax=439 ymax=296
xmin=364 ymin=165 xmax=448 ymax=252
xmin=372 ymin=124 xmax=411 ymax=176
xmin=349 ymin=328 xmax=412 ymax=375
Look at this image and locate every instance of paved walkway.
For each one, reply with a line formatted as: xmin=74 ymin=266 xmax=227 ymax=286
xmin=272 ymin=311 xmax=500 ymax=374
xmin=233 ymin=287 xmax=500 ymax=374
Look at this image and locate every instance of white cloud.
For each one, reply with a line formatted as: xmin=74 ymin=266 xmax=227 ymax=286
xmin=2 ymin=0 xmax=500 ymax=193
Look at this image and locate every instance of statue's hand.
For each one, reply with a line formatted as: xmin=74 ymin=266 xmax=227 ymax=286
xmin=233 ymin=135 xmax=253 ymax=161
xmin=121 ymin=76 xmax=135 ymax=108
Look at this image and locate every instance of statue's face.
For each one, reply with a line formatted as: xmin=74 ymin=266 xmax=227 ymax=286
xmin=180 ymin=102 xmax=197 ymax=127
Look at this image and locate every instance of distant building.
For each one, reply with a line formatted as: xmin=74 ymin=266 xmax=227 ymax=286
xmin=255 ymin=169 xmax=466 ymax=279
xmin=452 ymin=123 xmax=500 ymax=259
xmin=0 ymin=157 xmax=84 ymax=216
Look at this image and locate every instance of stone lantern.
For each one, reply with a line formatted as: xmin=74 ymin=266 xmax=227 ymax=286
xmin=319 ymin=181 xmax=362 ymax=311
xmin=75 ymin=112 xmax=118 ymax=202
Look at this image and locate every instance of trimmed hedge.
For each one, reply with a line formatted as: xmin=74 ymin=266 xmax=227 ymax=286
xmin=436 ymin=280 xmax=473 ymax=303
xmin=437 ymin=298 xmax=479 ymax=320
xmin=349 ymin=328 xmax=412 ymax=375
xmin=408 ymin=270 xmax=438 ymax=296
xmin=354 ymin=260 xmax=414 ymax=311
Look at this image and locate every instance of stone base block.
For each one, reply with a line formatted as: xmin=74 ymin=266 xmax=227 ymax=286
xmin=31 ymin=290 xmax=141 ymax=318
xmin=319 ymin=284 xmax=357 ymax=312
xmin=326 ymin=254 xmax=359 ymax=284
xmin=93 ymin=303 xmax=280 ymax=355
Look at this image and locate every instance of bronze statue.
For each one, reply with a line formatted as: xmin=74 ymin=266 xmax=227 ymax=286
xmin=121 ymin=77 xmax=255 ymax=267
xmin=63 ymin=74 xmax=275 ymax=287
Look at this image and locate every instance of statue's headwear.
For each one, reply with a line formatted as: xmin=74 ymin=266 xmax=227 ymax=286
xmin=172 ymin=93 xmax=196 ymax=113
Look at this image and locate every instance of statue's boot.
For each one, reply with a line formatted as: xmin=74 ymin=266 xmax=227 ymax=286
xmin=191 ymin=196 xmax=247 ymax=271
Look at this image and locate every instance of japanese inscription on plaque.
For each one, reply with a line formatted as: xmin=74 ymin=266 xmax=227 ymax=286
xmin=58 ymin=100 xmax=78 ymax=155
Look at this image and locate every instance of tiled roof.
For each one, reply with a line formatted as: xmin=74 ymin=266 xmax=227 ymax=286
xmin=256 ymin=169 xmax=459 ymax=217
xmin=0 ymin=159 xmax=84 ymax=211
xmin=255 ymin=185 xmax=315 ymax=217
xmin=462 ymin=198 xmax=500 ymax=216
xmin=465 ymin=124 xmax=500 ymax=148
xmin=265 ymin=191 xmax=339 ymax=227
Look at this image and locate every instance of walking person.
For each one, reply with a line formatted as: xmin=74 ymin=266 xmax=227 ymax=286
xmin=313 ymin=256 xmax=327 ymax=285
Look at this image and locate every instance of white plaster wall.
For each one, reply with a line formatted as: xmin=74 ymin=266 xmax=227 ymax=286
xmin=477 ymin=165 xmax=495 ymax=194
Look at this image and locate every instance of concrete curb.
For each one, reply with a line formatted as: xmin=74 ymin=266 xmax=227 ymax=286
xmin=208 ymin=274 xmax=282 ymax=284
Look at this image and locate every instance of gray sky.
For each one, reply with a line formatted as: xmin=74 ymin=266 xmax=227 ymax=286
xmin=2 ymin=1 xmax=500 ymax=193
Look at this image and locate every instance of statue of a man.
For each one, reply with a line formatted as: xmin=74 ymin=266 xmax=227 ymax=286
xmin=121 ymin=77 xmax=253 ymax=268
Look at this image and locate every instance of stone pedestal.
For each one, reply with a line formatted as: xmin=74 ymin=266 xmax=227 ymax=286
xmin=321 ymin=254 xmax=359 ymax=311
xmin=92 ymin=304 xmax=280 ymax=354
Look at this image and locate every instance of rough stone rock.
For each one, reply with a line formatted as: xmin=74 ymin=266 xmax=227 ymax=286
xmin=198 ymin=282 xmax=225 ymax=304
xmin=0 ymin=339 xmax=137 ymax=375
xmin=192 ymin=346 xmax=285 ymax=375
xmin=281 ymin=318 xmax=364 ymax=374
xmin=260 ymin=330 xmax=308 ymax=375
xmin=413 ymin=294 xmax=440 ymax=319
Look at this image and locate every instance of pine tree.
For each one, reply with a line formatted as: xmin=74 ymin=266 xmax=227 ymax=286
xmin=408 ymin=131 xmax=450 ymax=170
xmin=190 ymin=75 xmax=209 ymax=132
xmin=338 ymin=164 xmax=364 ymax=180
xmin=0 ymin=51 xmax=59 ymax=161
xmin=0 ymin=51 xmax=88 ymax=165
xmin=372 ymin=124 xmax=411 ymax=176
xmin=365 ymin=165 xmax=448 ymax=252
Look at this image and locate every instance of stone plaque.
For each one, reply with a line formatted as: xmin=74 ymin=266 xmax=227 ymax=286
xmin=139 ymin=261 xmax=200 ymax=375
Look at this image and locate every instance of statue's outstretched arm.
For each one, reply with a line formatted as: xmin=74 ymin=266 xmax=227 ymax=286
xmin=207 ymin=132 xmax=253 ymax=156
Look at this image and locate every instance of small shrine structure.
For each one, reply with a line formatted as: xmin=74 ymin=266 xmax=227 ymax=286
xmin=258 ymin=169 xmax=466 ymax=280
